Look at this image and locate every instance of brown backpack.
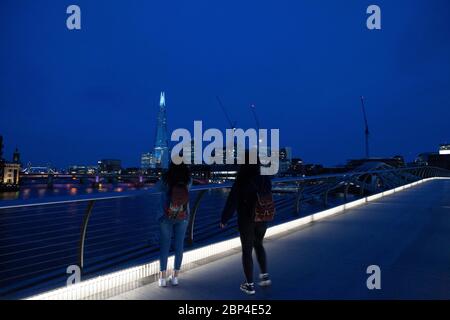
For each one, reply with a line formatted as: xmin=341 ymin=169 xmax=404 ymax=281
xmin=253 ymin=180 xmax=275 ymax=222
xmin=164 ymin=183 xmax=189 ymax=220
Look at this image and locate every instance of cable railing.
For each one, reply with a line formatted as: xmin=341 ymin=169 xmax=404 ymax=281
xmin=0 ymin=165 xmax=449 ymax=299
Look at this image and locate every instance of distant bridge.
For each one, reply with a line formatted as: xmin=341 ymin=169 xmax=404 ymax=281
xmin=20 ymin=170 xmax=160 ymax=187
xmin=21 ymin=166 xmax=57 ymax=175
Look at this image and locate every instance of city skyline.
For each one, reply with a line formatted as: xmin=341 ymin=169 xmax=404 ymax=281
xmin=0 ymin=83 xmax=447 ymax=169
xmin=1 ymin=1 xmax=450 ymax=302
xmin=1 ymin=1 xmax=449 ymax=168
xmin=0 ymin=93 xmax=447 ymax=170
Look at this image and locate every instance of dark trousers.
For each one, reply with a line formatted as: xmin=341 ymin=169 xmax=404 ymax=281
xmin=238 ymin=219 xmax=268 ymax=283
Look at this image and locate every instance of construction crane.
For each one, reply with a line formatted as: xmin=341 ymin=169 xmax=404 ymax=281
xmin=216 ymin=96 xmax=237 ymax=129
xmin=216 ymin=96 xmax=237 ymax=163
xmin=249 ymin=103 xmax=265 ymax=149
xmin=250 ymin=103 xmax=260 ymax=131
xmin=360 ymin=96 xmax=370 ymax=158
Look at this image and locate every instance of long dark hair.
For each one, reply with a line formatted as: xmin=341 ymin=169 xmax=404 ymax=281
xmin=162 ymin=162 xmax=191 ymax=188
xmin=235 ymin=151 xmax=260 ymax=186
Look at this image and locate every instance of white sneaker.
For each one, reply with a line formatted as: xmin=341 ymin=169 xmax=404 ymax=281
xmin=158 ymin=278 xmax=167 ymax=287
xmin=169 ymin=275 xmax=179 ymax=286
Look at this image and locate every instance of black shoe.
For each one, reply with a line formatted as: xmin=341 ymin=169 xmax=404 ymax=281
xmin=240 ymin=282 xmax=255 ymax=295
xmin=258 ymin=273 xmax=272 ymax=287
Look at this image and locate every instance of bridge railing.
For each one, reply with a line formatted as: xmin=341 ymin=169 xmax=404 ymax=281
xmin=0 ymin=166 xmax=449 ymax=299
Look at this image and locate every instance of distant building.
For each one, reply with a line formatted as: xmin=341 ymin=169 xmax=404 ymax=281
xmin=428 ymin=153 xmax=450 ymax=170
xmin=122 ymin=167 xmax=140 ymax=175
xmin=304 ymin=164 xmax=324 ymax=176
xmin=190 ymin=139 xmax=196 ymax=164
xmin=0 ymin=135 xmax=3 ymax=160
xmin=346 ymin=157 xmax=405 ymax=169
xmin=424 ymin=144 xmax=450 ymax=170
xmin=153 ymin=92 xmax=169 ymax=169
xmin=289 ymin=158 xmax=304 ymax=174
xmin=1 ymin=163 xmax=20 ymax=185
xmin=279 ymin=147 xmax=292 ymax=173
xmin=98 ymin=159 xmax=121 ymax=174
xmin=222 ymin=144 xmax=237 ymax=164
xmin=439 ymin=144 xmax=450 ymax=155
xmin=415 ymin=152 xmax=433 ymax=166
xmin=0 ymin=136 xmax=20 ymax=190
xmin=392 ymin=155 xmax=405 ymax=165
xmin=13 ymin=147 xmax=20 ymax=164
xmin=279 ymin=147 xmax=292 ymax=162
xmin=141 ymin=152 xmax=155 ymax=170
xmin=68 ymin=165 xmax=97 ymax=175
xmin=0 ymin=136 xmax=3 ymax=183
xmin=415 ymin=144 xmax=450 ymax=170
xmin=209 ymin=163 xmax=240 ymax=182
xmin=0 ymin=160 xmax=4 ymax=186
xmin=189 ymin=164 xmax=211 ymax=182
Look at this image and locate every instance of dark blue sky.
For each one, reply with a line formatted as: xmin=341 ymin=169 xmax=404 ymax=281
xmin=1 ymin=0 xmax=449 ymax=168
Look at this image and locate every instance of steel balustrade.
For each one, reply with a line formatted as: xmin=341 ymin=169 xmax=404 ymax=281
xmin=0 ymin=166 xmax=449 ymax=298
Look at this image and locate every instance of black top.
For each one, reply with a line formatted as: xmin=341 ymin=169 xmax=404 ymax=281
xmin=221 ymin=175 xmax=272 ymax=225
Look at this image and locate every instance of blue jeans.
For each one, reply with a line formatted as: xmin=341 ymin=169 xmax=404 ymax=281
xmin=159 ymin=216 xmax=189 ymax=272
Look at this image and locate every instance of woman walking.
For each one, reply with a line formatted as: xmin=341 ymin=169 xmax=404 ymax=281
xmin=156 ymin=162 xmax=192 ymax=287
xmin=220 ymin=158 xmax=274 ymax=295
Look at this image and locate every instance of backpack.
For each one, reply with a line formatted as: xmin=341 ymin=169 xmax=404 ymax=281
xmin=164 ymin=183 xmax=189 ymax=220
xmin=253 ymin=179 xmax=275 ymax=222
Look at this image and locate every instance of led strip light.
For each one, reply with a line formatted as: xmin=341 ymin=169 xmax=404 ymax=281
xmin=26 ymin=177 xmax=446 ymax=300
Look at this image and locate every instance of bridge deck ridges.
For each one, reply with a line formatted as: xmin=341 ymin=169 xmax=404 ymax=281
xmin=111 ymin=179 xmax=450 ymax=300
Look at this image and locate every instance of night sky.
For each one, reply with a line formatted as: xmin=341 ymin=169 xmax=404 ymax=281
xmin=1 ymin=0 xmax=449 ymax=168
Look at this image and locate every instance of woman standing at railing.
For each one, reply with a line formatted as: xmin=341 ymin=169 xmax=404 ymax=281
xmin=155 ymin=162 xmax=192 ymax=287
xmin=220 ymin=154 xmax=274 ymax=295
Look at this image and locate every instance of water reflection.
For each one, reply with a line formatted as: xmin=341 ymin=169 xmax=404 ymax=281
xmin=69 ymin=187 xmax=78 ymax=195
xmin=0 ymin=183 xmax=153 ymax=201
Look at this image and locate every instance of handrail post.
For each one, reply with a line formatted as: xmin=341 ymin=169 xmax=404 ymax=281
xmin=295 ymin=182 xmax=304 ymax=215
xmin=344 ymin=177 xmax=353 ymax=202
xmin=360 ymin=174 xmax=371 ymax=196
xmin=78 ymin=200 xmax=95 ymax=272
xmin=323 ymin=178 xmax=331 ymax=208
xmin=187 ymin=190 xmax=207 ymax=246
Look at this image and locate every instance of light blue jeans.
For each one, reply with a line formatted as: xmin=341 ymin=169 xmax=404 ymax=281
xmin=159 ymin=216 xmax=189 ymax=272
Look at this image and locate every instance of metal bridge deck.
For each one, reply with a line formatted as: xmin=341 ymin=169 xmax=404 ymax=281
xmin=111 ymin=179 xmax=450 ymax=300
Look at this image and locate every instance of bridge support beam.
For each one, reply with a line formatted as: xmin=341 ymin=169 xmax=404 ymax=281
xmin=188 ymin=190 xmax=207 ymax=246
xmin=295 ymin=183 xmax=304 ymax=215
xmin=360 ymin=174 xmax=371 ymax=196
xmin=78 ymin=200 xmax=96 ymax=273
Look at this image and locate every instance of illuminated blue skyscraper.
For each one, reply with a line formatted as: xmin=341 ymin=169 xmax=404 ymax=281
xmin=153 ymin=92 xmax=169 ymax=169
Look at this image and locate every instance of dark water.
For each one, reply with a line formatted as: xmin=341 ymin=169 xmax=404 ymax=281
xmin=0 ymin=183 xmax=151 ymax=201
xmin=0 ymin=184 xmax=232 ymax=298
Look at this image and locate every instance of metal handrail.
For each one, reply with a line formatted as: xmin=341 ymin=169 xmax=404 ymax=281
xmin=0 ymin=166 xmax=442 ymax=210
xmin=1 ymin=165 xmax=449 ymax=298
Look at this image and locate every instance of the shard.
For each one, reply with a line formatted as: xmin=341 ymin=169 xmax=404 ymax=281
xmin=153 ymin=92 xmax=169 ymax=169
